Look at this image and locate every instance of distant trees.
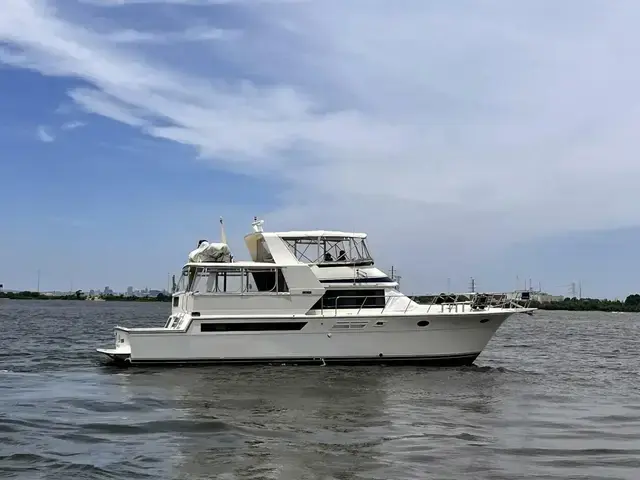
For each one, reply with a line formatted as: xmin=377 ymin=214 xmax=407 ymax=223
xmin=624 ymin=294 xmax=640 ymax=308
xmin=531 ymin=295 xmax=640 ymax=312
xmin=0 ymin=290 xmax=171 ymax=302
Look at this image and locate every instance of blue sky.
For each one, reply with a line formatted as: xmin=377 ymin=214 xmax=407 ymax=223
xmin=1 ymin=0 xmax=640 ymax=299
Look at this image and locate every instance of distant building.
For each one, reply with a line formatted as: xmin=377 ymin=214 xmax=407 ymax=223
xmin=126 ymin=286 xmax=134 ymax=296
xmin=531 ymin=293 xmax=565 ymax=303
xmin=505 ymin=291 xmax=564 ymax=304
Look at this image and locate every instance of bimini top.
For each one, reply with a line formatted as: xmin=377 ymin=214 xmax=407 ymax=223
xmin=248 ymin=218 xmax=367 ymax=239
xmin=265 ymin=230 xmax=368 ymax=239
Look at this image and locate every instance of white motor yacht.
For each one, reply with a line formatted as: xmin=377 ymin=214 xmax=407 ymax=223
xmin=97 ymin=218 xmax=534 ymax=366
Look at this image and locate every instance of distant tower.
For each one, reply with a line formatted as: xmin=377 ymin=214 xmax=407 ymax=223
xmin=469 ymin=277 xmax=476 ymax=293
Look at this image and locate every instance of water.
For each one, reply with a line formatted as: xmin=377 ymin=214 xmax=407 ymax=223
xmin=0 ymin=300 xmax=639 ymax=480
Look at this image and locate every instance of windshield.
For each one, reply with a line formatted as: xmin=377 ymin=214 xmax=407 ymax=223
xmin=283 ymin=236 xmax=373 ymax=265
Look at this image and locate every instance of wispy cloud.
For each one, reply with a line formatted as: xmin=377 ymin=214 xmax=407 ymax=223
xmin=3 ymin=0 xmax=640 ymax=266
xmin=36 ymin=125 xmax=54 ymax=142
xmin=60 ymin=120 xmax=86 ymax=130
xmin=103 ymin=26 xmax=240 ymax=44
xmin=81 ymin=0 xmax=306 ymax=5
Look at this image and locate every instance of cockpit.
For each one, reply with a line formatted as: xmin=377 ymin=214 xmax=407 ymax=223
xmin=281 ymin=235 xmax=374 ymax=266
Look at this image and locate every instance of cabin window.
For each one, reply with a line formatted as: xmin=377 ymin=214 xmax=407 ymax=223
xmin=186 ymin=267 xmax=289 ymax=294
xmin=311 ymin=289 xmax=385 ymax=309
xmin=282 ymin=236 xmax=374 ymax=266
xmin=201 ymin=321 xmax=306 ymax=332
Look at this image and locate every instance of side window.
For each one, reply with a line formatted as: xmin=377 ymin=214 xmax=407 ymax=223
xmin=312 ymin=289 xmax=385 ymax=309
xmin=250 ymin=270 xmax=277 ymax=291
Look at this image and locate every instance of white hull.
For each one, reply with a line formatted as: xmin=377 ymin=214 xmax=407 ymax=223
xmin=97 ymin=310 xmax=518 ymax=367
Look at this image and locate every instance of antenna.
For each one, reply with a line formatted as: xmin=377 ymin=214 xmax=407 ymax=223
xmin=220 ymin=216 xmax=227 ymax=244
xmin=251 ymin=216 xmax=264 ymax=233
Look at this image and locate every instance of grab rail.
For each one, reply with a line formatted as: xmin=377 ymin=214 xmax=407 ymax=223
xmin=181 ymin=290 xmax=533 ymax=316
xmin=411 ymin=292 xmax=533 ymax=314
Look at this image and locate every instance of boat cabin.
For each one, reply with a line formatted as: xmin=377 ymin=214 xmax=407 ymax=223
xmin=176 ymin=263 xmax=289 ymax=295
xmin=171 ymin=261 xmax=325 ymax=315
xmin=170 ymin=218 xmax=402 ymax=316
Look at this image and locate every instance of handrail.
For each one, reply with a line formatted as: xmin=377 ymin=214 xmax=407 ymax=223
xmin=322 ymin=295 xmax=392 ymax=315
xmin=410 ymin=291 xmax=534 ymax=313
xmin=178 ymin=290 xmax=533 ymax=316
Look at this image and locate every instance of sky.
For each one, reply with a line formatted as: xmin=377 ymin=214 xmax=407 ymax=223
xmin=1 ymin=0 xmax=640 ymax=299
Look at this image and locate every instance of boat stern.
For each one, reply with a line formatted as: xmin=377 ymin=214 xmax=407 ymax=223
xmin=96 ymin=327 xmax=132 ymax=365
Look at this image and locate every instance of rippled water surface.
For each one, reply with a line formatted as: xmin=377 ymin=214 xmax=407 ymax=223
xmin=1 ymin=300 xmax=639 ymax=479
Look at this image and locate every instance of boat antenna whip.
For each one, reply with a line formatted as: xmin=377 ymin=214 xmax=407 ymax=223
xmin=219 ymin=216 xmax=228 ymax=244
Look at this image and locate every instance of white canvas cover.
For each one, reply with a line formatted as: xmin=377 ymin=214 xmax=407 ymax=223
xmin=188 ymin=241 xmax=232 ymax=263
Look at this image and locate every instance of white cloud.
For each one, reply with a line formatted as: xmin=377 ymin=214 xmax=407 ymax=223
xmin=3 ymin=0 xmax=640 ymax=289
xmin=103 ymin=27 xmax=240 ymax=44
xmin=80 ymin=0 xmax=306 ymax=5
xmin=36 ymin=125 xmax=54 ymax=142
xmin=60 ymin=120 xmax=85 ymax=130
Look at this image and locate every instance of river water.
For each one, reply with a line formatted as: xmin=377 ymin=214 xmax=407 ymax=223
xmin=0 ymin=300 xmax=638 ymax=479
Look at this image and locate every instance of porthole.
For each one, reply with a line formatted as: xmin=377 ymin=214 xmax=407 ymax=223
xmin=480 ymin=318 xmax=490 ymax=324
xmin=417 ymin=320 xmax=429 ymax=327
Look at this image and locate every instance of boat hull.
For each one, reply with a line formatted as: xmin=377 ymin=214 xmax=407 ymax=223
xmin=100 ymin=352 xmax=480 ymax=367
xmin=97 ymin=310 xmax=518 ymax=367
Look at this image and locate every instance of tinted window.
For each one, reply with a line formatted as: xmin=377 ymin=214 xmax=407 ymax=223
xmin=312 ymin=289 xmax=385 ymax=309
xmin=201 ymin=321 xmax=306 ymax=332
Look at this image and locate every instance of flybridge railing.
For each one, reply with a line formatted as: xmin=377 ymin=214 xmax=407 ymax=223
xmin=411 ymin=291 xmax=534 ymax=314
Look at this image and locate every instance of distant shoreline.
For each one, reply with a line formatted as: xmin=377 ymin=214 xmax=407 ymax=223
xmin=407 ymin=295 xmax=640 ymax=313
xmin=0 ymin=292 xmax=171 ymax=302
xmin=527 ymin=302 xmax=640 ymax=313
xmin=3 ymin=292 xmax=640 ymax=313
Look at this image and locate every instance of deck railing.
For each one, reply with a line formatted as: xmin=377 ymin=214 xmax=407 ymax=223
xmin=183 ymin=290 xmax=533 ymax=316
xmin=327 ymin=291 xmax=532 ymax=316
xmin=411 ymin=292 xmax=533 ymax=314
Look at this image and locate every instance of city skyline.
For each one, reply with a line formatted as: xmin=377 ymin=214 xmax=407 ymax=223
xmin=0 ymin=268 xmax=602 ymax=300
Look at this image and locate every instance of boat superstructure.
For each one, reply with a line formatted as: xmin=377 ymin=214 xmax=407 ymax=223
xmin=97 ymin=218 xmax=534 ymax=367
